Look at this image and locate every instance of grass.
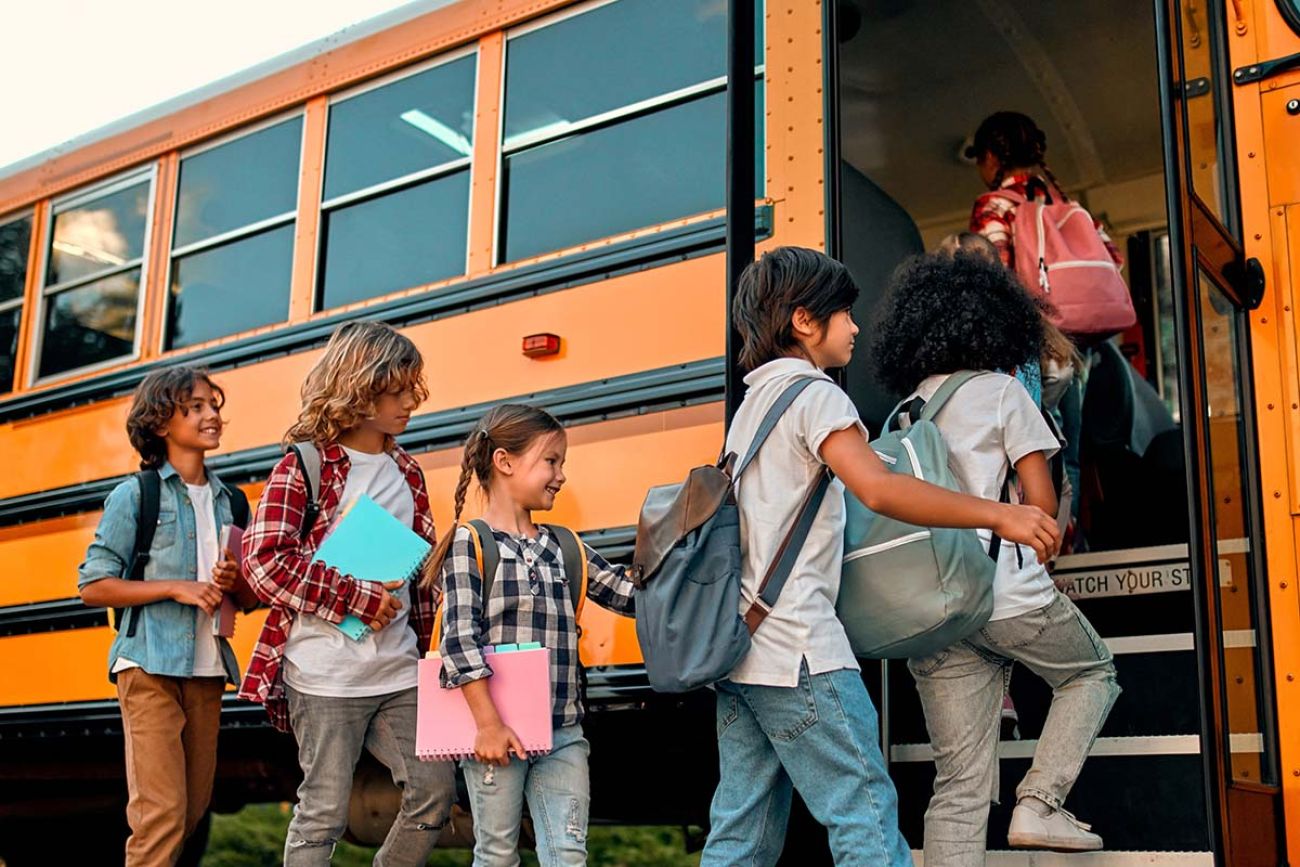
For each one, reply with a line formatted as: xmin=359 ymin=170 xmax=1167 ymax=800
xmin=202 ymin=804 xmax=702 ymax=867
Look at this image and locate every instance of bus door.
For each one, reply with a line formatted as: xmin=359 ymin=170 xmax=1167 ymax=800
xmin=1158 ymin=0 xmax=1283 ymax=862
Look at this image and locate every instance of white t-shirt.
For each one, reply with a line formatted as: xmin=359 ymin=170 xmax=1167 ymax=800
xmin=284 ymin=446 xmax=420 ymax=697
xmin=111 ymin=481 xmax=226 ymax=677
xmin=911 ymin=372 xmax=1061 ymax=621
xmin=724 ymin=358 xmax=865 ymax=687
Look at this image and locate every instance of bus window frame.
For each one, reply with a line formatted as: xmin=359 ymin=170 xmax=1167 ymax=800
xmin=163 ymin=109 xmax=306 ymax=352
xmin=314 ymin=45 xmax=479 ymax=312
xmin=493 ymin=0 xmax=766 ymax=266
xmin=1277 ymin=0 xmax=1300 ymax=35
xmin=30 ymin=166 xmax=157 ymax=387
xmin=0 ymin=209 xmax=33 ymax=395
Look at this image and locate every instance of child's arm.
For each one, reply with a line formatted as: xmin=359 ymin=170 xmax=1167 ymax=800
xmin=242 ymin=454 xmax=398 ymax=629
xmin=438 ymin=527 xmax=522 ymax=764
xmin=78 ymin=480 xmax=225 ymax=615
xmin=820 ymin=428 xmax=1061 ymax=562
xmin=584 ymin=544 xmax=636 ymax=616
xmin=1014 ymin=451 xmax=1058 ymax=518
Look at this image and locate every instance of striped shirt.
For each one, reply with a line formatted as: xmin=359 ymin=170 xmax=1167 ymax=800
xmin=439 ymin=524 xmax=636 ymax=727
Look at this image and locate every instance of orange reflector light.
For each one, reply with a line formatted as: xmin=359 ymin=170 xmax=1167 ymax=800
xmin=522 ymin=333 xmax=561 ymax=358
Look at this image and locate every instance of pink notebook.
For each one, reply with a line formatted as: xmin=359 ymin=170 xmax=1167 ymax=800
xmin=212 ymin=524 xmax=244 ymax=638
xmin=416 ymin=647 xmax=553 ymax=761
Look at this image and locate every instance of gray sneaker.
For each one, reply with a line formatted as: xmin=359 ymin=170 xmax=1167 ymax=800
xmin=1007 ymin=803 xmax=1103 ymax=851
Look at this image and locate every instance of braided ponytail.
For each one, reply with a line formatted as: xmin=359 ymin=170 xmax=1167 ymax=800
xmin=420 ymin=407 xmax=564 ymax=588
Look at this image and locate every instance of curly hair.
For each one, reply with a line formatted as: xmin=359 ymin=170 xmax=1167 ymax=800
xmin=871 ymin=252 xmax=1044 ymax=396
xmin=126 ymin=366 xmax=225 ymax=469
xmin=284 ymin=321 xmax=429 ymax=449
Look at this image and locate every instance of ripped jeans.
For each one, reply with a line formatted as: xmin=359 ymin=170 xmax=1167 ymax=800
xmin=284 ymin=685 xmax=455 ymax=867
xmin=462 ymin=723 xmax=589 ymax=867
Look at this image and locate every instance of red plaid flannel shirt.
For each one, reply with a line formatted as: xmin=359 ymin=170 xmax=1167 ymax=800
xmin=237 ymin=442 xmax=439 ymax=731
xmin=970 ymin=172 xmax=1123 ymax=270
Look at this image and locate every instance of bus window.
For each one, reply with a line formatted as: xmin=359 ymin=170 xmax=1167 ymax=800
xmin=0 ymin=215 xmax=31 ymax=393
xmin=498 ymin=0 xmax=764 ymax=263
xmin=168 ymin=116 xmax=302 ymax=349
xmin=318 ymin=53 xmax=476 ymax=310
xmin=38 ymin=174 xmax=151 ymax=379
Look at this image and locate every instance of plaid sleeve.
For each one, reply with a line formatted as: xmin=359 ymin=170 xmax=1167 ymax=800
xmin=241 ymin=454 xmax=386 ymax=625
xmin=438 ymin=526 xmax=493 ymax=687
xmin=970 ymin=195 xmax=1015 ymax=269
xmin=584 ymin=543 xmax=636 ymax=616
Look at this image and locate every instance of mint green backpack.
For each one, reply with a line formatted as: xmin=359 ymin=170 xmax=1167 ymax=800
xmin=837 ymin=372 xmax=999 ymax=659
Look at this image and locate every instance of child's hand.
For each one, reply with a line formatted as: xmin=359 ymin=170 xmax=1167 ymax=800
xmin=475 ymin=722 xmax=526 ymax=766
xmin=211 ymin=558 xmax=239 ymax=592
xmin=993 ymin=504 xmax=1061 ymax=564
xmin=170 ymin=581 xmax=224 ymax=616
xmin=368 ymin=580 xmax=406 ymax=631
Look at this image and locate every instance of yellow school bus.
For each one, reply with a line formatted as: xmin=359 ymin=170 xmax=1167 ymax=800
xmin=0 ymin=0 xmax=1298 ymax=864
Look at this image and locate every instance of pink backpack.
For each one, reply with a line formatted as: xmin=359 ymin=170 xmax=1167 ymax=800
xmin=995 ymin=189 xmax=1137 ymax=339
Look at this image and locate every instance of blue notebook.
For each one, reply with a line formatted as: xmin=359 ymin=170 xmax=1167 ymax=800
xmin=312 ymin=494 xmax=432 ymax=641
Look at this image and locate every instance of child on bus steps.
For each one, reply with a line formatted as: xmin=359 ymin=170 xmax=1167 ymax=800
xmin=78 ymin=366 xmax=258 ymax=867
xmin=873 ymin=251 xmax=1120 ymax=863
xmin=426 ymin=403 xmax=637 ymax=867
xmin=700 ymin=246 xmax=1060 ymax=867
xmin=237 ymin=321 xmax=455 ymax=866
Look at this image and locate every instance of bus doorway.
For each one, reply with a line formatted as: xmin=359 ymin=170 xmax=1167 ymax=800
xmin=827 ymin=0 xmax=1281 ymax=862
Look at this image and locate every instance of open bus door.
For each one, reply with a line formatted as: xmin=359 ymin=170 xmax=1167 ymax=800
xmin=1157 ymin=0 xmax=1284 ymax=862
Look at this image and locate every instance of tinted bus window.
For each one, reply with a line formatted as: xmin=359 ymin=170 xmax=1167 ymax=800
xmin=39 ymin=177 xmax=151 ymax=378
xmin=318 ymin=54 xmax=476 ymax=311
xmin=499 ymin=0 xmax=764 ymax=263
xmin=167 ymin=118 xmax=302 ymax=350
xmin=0 ymin=215 xmax=30 ymax=392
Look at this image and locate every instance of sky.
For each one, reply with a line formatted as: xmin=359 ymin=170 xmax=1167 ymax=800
xmin=0 ymin=0 xmax=450 ymax=172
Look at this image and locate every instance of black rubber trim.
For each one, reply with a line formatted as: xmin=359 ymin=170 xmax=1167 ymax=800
xmin=0 ymin=358 xmax=724 ymax=527
xmin=0 ymin=208 xmax=770 ymax=424
xmin=0 ymin=525 xmax=637 ymax=638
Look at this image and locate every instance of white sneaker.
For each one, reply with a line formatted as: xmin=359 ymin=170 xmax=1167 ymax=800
xmin=1007 ymin=802 xmax=1103 ymax=851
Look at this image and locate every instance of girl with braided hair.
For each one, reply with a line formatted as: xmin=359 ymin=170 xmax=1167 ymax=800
xmin=425 ymin=404 xmax=636 ymax=867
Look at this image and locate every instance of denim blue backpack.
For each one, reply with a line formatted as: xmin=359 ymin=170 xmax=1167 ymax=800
xmin=837 ymin=371 xmax=1000 ymax=659
xmin=631 ymin=377 xmax=831 ymax=693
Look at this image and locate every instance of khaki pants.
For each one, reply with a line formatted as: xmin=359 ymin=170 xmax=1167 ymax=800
xmin=117 ymin=668 xmax=226 ymax=867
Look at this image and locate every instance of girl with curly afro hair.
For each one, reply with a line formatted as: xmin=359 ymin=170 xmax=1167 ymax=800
xmin=872 ymin=250 xmax=1044 ymax=397
xmin=873 ymin=251 xmax=1119 ymax=862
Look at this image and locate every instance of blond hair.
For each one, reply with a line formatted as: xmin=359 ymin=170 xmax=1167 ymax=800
xmin=284 ymin=321 xmax=429 ymax=449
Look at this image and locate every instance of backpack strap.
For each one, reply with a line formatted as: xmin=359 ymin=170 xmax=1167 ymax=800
xmin=219 ymin=474 xmax=250 ymax=529
xmin=541 ymin=524 xmax=588 ymax=625
xmin=743 ymin=467 xmax=832 ymax=634
xmin=287 ymin=442 xmax=322 ymax=542
xmin=116 ymin=469 xmax=161 ymax=637
xmin=734 ymin=377 xmax=821 ymax=481
xmin=917 ymin=371 xmax=981 ymax=423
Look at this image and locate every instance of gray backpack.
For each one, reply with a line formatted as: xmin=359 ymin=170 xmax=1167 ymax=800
xmin=631 ymin=378 xmax=831 ymax=693
xmin=837 ymin=372 xmax=999 ymax=659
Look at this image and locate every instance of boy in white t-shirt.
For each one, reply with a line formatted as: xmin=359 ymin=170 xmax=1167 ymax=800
xmin=701 ymin=247 xmax=1061 ymax=867
xmin=873 ymin=251 xmax=1120 ymax=863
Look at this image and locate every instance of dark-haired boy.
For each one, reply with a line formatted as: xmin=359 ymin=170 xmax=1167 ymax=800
xmin=79 ymin=366 xmax=257 ymax=867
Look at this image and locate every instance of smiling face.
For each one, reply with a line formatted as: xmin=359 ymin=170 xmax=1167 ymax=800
xmin=365 ymin=387 xmax=419 ymax=437
xmin=159 ymin=378 xmax=224 ymax=455
xmin=495 ymin=430 xmax=568 ymax=513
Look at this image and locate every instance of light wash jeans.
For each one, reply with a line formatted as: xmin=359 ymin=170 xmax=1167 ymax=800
xmin=701 ymin=662 xmax=911 ymax=867
xmin=461 ymin=723 xmax=590 ymax=867
xmin=908 ymin=591 xmax=1120 ymax=866
xmin=284 ymin=685 xmax=456 ymax=867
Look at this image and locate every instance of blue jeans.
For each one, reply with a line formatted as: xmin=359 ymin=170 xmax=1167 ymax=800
xmin=462 ymin=723 xmax=590 ymax=867
xmin=701 ymin=663 xmax=911 ymax=867
xmin=284 ymin=685 xmax=455 ymax=867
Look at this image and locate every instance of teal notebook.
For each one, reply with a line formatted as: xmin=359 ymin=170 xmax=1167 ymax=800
xmin=312 ymin=494 xmax=432 ymax=641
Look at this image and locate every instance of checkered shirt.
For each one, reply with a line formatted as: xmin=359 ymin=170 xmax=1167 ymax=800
xmin=439 ymin=524 xmax=636 ymax=728
xmin=237 ymin=442 xmax=439 ymax=731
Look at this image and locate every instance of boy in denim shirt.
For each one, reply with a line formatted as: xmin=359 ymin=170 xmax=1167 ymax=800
xmin=79 ymin=366 xmax=257 ymax=867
